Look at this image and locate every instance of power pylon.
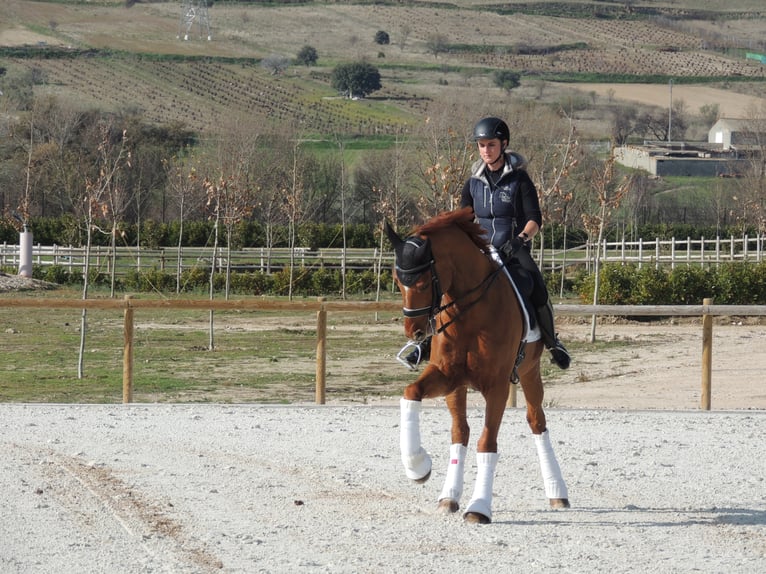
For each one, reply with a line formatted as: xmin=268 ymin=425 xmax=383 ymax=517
xmin=178 ymin=0 xmax=211 ymax=41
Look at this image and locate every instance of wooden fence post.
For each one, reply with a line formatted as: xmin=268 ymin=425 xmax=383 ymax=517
xmin=123 ymin=294 xmax=134 ymax=404
xmin=507 ymin=380 xmax=517 ymax=408
xmin=315 ymin=297 xmax=327 ymax=405
xmin=701 ymin=297 xmax=713 ymax=411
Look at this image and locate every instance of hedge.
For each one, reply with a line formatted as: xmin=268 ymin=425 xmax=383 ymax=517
xmin=23 ymin=264 xmax=393 ymax=298
xmin=575 ymin=262 xmax=766 ymax=305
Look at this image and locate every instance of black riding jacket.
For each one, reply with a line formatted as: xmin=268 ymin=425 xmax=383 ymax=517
xmin=459 ymin=151 xmax=542 ymax=249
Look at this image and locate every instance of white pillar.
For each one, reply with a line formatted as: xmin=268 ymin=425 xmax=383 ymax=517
xmin=19 ymin=229 xmax=33 ymax=278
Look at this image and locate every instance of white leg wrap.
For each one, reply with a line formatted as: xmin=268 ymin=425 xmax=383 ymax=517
xmin=534 ymin=430 xmax=569 ymax=500
xmin=464 ymin=451 xmax=499 ymax=519
xmin=438 ymin=443 xmax=467 ymax=503
xmin=400 ymin=398 xmax=432 ymax=481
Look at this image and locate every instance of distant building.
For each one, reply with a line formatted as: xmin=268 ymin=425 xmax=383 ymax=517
xmin=708 ymin=118 xmax=764 ymax=150
xmin=614 ymin=118 xmax=763 ymax=177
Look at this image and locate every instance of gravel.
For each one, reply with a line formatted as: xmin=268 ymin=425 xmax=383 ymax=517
xmin=1 ymin=403 xmax=764 ymax=573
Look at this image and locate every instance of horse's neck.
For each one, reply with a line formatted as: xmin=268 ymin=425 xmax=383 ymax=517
xmin=439 ymin=241 xmax=495 ymax=298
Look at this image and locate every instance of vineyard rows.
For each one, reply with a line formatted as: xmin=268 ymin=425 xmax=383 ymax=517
xmin=456 ymin=15 xmax=766 ymax=78
xmin=24 ymin=57 xmax=415 ymax=135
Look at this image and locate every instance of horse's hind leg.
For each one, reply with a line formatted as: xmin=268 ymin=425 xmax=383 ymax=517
xmin=437 ymin=387 xmax=469 ymax=514
xmin=534 ymin=430 xmax=570 ymax=509
xmin=519 ymin=341 xmax=570 ymax=509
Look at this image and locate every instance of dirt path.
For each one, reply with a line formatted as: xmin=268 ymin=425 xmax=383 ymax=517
xmin=542 ymin=320 xmax=766 ymax=411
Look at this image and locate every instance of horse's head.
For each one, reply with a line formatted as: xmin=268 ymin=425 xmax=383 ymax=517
xmin=385 ymin=220 xmax=440 ymax=342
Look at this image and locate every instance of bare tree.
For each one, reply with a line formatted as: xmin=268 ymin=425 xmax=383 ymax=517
xmin=398 ymin=24 xmax=411 ymax=51
xmin=733 ymin=102 xmax=766 ymax=235
xmin=581 ymin=154 xmax=633 ymax=342
xmin=413 ymin=109 xmax=474 ymax=219
xmin=353 ymin=134 xmax=416 ymax=228
xmin=163 ymin=152 xmax=204 ymax=293
xmin=522 ymin=107 xmax=581 ymax=269
xmin=78 ymin=123 xmax=130 ymax=378
xmin=425 ymin=34 xmax=449 ymax=58
xmin=285 ymin=139 xmax=305 ymax=300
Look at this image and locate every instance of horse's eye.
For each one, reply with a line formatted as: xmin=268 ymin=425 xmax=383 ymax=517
xmin=413 ymin=277 xmax=431 ymax=293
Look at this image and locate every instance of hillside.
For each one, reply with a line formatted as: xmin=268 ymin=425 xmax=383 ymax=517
xmin=1 ymin=0 xmax=765 ymax=136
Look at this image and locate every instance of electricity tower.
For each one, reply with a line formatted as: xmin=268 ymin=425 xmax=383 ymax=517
xmin=178 ymin=0 xmax=211 ymax=41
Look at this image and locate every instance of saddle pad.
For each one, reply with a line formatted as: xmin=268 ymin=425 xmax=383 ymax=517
xmin=489 ymin=247 xmax=541 ymax=343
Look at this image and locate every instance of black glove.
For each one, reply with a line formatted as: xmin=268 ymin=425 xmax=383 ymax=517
xmin=499 ymin=236 xmax=524 ymax=262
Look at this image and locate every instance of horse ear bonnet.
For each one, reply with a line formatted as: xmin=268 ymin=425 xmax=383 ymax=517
xmin=395 ymin=236 xmax=432 ymax=287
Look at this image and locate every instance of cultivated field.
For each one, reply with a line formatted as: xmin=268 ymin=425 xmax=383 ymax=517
xmin=1 ymin=1 xmax=765 ymax=134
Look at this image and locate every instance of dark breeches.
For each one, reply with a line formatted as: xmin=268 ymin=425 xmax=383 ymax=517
xmin=511 ymin=246 xmax=548 ymax=308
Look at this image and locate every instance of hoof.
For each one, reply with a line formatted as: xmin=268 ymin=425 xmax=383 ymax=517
xmin=463 ymin=512 xmax=491 ymax=525
xmin=437 ymin=499 xmax=459 ymax=514
xmin=413 ymin=470 xmax=431 ymax=484
xmin=549 ymin=498 xmax=570 ymax=509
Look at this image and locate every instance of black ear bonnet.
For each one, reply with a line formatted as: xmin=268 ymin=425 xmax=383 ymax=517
xmin=394 ymin=236 xmax=433 ymax=287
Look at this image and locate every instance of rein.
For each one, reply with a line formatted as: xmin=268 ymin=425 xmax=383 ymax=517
xmin=405 ymin=255 xmax=505 ymax=336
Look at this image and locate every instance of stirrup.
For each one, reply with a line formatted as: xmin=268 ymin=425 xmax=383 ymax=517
xmin=396 ymin=341 xmax=423 ymax=370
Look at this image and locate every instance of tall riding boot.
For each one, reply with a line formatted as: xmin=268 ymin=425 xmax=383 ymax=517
xmin=536 ymin=299 xmax=571 ymax=370
xmin=405 ymin=335 xmax=432 ymax=366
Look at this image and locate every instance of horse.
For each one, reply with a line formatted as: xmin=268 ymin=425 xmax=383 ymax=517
xmin=385 ymin=206 xmax=570 ymax=524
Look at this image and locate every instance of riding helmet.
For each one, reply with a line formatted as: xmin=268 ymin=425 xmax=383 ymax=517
xmin=472 ymin=117 xmax=510 ymax=142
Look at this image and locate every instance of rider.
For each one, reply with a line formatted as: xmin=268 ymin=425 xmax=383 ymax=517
xmin=405 ymin=116 xmax=571 ymax=370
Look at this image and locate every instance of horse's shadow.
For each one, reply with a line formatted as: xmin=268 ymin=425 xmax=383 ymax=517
xmin=492 ymin=505 xmax=766 ymax=527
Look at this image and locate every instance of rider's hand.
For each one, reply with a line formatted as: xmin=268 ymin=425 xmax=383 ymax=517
xmin=500 ymin=236 xmax=524 ymax=261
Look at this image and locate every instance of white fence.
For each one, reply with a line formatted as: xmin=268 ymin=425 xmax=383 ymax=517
xmin=0 ymin=235 xmax=764 ymax=277
xmin=0 ymin=244 xmax=388 ymax=277
xmin=568 ymin=234 xmax=765 ymax=272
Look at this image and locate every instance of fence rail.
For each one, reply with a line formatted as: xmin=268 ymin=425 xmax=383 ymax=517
xmin=1 ymin=234 xmax=764 ymax=278
xmin=0 ymin=296 xmax=763 ymax=409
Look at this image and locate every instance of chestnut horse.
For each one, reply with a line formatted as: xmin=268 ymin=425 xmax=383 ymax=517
xmin=385 ymin=207 xmax=569 ymax=524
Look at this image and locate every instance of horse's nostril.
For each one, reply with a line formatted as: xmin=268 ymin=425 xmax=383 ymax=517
xmin=413 ymin=330 xmax=425 ymax=342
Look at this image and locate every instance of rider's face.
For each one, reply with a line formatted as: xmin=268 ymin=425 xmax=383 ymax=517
xmin=477 ymin=138 xmax=504 ymax=167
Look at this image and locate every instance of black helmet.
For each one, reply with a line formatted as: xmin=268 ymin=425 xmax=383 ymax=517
xmin=473 ymin=117 xmax=510 ymax=142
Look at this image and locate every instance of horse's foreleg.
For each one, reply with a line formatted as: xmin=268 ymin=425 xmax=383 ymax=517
xmin=463 ymin=383 xmax=509 ymax=524
xmin=437 ymin=443 xmax=467 ymax=514
xmin=463 ymin=451 xmax=499 ymax=524
xmin=400 ymin=366 xmax=459 ymax=484
xmin=400 ymin=398 xmax=432 ymax=482
xmin=436 ymin=387 xmax=469 ymax=514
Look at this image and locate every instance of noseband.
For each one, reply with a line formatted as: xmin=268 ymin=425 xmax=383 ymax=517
xmin=398 ymin=259 xmax=443 ymax=320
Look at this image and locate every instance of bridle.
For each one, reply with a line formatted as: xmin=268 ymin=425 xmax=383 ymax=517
xmin=398 ymin=250 xmax=505 ymax=337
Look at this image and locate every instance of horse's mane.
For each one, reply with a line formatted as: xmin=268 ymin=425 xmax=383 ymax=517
xmin=416 ymin=207 xmax=489 ymax=252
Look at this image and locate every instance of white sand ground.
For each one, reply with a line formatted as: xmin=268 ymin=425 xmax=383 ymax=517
xmin=1 ymin=403 xmax=764 ymax=573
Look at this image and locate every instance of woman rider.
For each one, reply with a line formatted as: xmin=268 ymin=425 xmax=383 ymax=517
xmin=405 ymin=116 xmax=570 ymax=370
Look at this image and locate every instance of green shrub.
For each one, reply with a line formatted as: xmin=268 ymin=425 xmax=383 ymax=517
xmin=311 ymin=268 xmax=340 ymax=295
xmin=668 ymin=266 xmax=710 ymax=305
xmin=124 ymin=267 xmax=176 ymax=292
xmin=596 ymin=263 xmax=636 ymax=304
xmin=633 ymin=266 xmax=671 ymax=304
xmin=577 ymin=262 xmax=766 ymax=305
xmin=180 ymin=267 xmax=209 ymax=291
xmin=43 ymin=264 xmax=69 ymax=285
